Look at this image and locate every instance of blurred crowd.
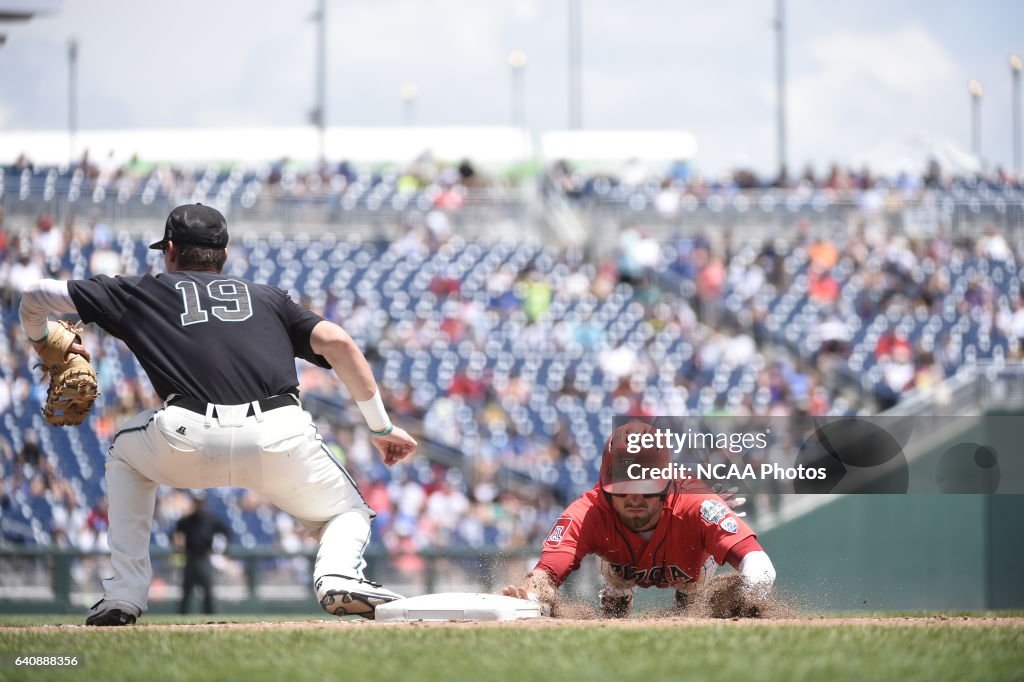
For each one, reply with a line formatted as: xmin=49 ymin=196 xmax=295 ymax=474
xmin=4 ymin=151 xmax=507 ymax=212
xmin=8 ymin=151 xmax=1024 ymax=220
xmin=544 ymin=157 xmax=1024 ymax=207
xmin=709 ymin=224 xmax=1024 ymax=407
xmin=2 ymin=192 xmax=1021 ymax=560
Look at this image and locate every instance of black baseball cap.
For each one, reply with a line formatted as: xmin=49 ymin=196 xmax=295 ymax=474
xmin=149 ymin=203 xmax=229 ymax=251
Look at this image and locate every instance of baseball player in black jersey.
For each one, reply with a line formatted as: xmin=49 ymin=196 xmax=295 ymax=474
xmin=19 ymin=204 xmax=418 ymax=625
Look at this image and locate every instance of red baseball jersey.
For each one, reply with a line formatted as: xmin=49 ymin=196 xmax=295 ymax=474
xmin=535 ymin=485 xmax=755 ymax=588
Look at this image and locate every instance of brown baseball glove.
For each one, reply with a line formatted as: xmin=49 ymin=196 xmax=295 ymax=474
xmin=36 ymin=321 xmax=99 ymax=426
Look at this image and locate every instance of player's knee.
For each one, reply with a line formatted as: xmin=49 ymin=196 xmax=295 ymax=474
xmin=316 ymin=506 xmax=372 ymax=542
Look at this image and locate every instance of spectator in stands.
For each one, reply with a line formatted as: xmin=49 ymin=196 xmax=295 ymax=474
xmin=33 ymin=214 xmax=63 ymax=262
xmin=808 ymin=267 xmax=840 ymax=303
xmin=808 ymin=239 xmax=838 ymax=271
xmin=522 ymin=272 xmax=553 ymax=323
xmin=88 ymin=226 xmax=121 ymax=276
xmin=696 ymin=253 xmax=725 ymax=324
xmin=425 ymin=473 xmax=470 ymax=544
xmin=875 ymin=330 xmax=912 ymax=361
xmin=0 ymin=244 xmax=45 ymax=304
xmin=16 ymin=430 xmax=42 ymax=470
xmin=85 ymin=498 xmax=110 ymax=551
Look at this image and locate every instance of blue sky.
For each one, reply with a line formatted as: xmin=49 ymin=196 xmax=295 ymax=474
xmin=1 ymin=0 xmax=1021 ymax=175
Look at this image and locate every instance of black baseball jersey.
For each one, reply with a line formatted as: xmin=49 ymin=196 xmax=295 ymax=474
xmin=68 ymin=271 xmax=330 ymax=403
xmin=175 ymin=510 xmax=232 ymax=557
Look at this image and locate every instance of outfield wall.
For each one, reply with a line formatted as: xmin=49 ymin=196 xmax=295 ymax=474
xmin=761 ymin=494 xmax=1024 ymax=611
xmin=760 ymin=410 xmax=1024 ymax=611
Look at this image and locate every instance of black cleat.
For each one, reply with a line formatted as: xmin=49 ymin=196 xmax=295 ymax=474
xmin=86 ymin=599 xmax=140 ymax=626
xmin=315 ymin=575 xmax=403 ymax=620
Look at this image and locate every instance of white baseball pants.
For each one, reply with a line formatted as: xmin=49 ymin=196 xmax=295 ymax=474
xmin=102 ymin=399 xmax=372 ymax=612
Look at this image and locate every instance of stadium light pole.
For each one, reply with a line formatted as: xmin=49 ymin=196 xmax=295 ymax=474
xmin=774 ymin=0 xmax=787 ymax=185
xmin=401 ymin=82 xmax=419 ymax=126
xmin=311 ymin=0 xmax=327 ymax=169
xmin=969 ymin=79 xmax=983 ymax=166
xmin=68 ymin=37 xmax=78 ymax=165
xmin=508 ymin=50 xmax=527 ymax=129
xmin=508 ymin=50 xmax=528 ymax=164
xmin=568 ymin=0 xmax=582 ymax=129
xmin=1012 ymin=54 xmax=1022 ymax=175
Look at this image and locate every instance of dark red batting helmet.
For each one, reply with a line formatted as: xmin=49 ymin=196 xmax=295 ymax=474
xmin=599 ymin=422 xmax=672 ymax=495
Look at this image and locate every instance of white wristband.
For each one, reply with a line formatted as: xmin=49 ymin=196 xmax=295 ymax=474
xmin=738 ymin=551 xmax=776 ymax=598
xmin=356 ymin=390 xmax=392 ymax=433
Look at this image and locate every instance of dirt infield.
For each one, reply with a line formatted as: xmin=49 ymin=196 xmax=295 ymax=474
xmin=3 ymin=615 xmax=1022 ymax=633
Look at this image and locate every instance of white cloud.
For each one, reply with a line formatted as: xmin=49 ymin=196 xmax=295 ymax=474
xmin=2 ymin=2 xmax=1018 ymax=172
xmin=510 ymin=0 xmax=539 ymax=23
xmin=806 ymin=25 xmax=957 ymax=92
xmin=332 ymin=0 xmax=505 ymax=70
xmin=786 ymin=24 xmax=963 ymax=172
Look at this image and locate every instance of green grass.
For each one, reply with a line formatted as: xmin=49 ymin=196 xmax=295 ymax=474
xmin=0 ymin=616 xmax=1022 ymax=682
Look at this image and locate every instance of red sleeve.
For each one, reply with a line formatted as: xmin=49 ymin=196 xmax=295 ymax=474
xmin=694 ymin=495 xmax=757 ymax=565
xmin=724 ymin=536 xmax=763 ymax=569
xmin=533 ymin=500 xmax=593 ymax=587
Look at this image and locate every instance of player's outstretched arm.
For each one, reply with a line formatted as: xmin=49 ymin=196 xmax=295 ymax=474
xmin=20 ymin=279 xmax=82 ymax=347
xmin=309 ymin=320 xmax=417 ymax=466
